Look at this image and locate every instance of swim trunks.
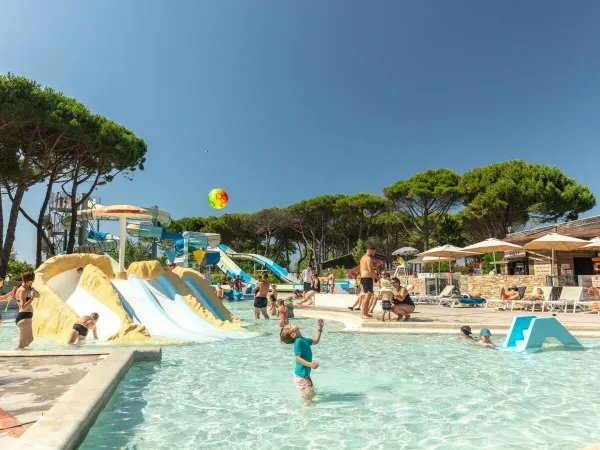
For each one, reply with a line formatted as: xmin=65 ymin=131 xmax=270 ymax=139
xmin=382 ymin=300 xmax=392 ymax=311
xmin=73 ymin=323 xmax=89 ymax=337
xmin=360 ymin=277 xmax=374 ymax=293
xmin=293 ymin=375 xmax=313 ymax=391
xmin=254 ymin=297 xmax=268 ymax=308
xmin=303 ymin=282 xmax=312 ymax=293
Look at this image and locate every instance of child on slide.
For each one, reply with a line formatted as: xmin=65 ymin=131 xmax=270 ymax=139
xmin=280 ymin=319 xmax=325 ymax=399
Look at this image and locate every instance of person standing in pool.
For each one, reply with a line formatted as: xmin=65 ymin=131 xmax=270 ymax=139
xmin=15 ymin=272 xmax=39 ymax=350
xmin=280 ymin=319 xmax=325 ymax=399
xmin=358 ymin=247 xmax=377 ymax=319
xmin=253 ymin=275 xmax=270 ymax=319
xmin=67 ymin=313 xmax=99 ymax=345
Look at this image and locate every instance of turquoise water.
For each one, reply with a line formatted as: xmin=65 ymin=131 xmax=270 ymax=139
xmin=3 ymin=307 xmax=600 ymax=449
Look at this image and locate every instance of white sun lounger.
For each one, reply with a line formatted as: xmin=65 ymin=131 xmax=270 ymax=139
xmin=542 ymin=287 xmax=583 ymax=313
xmin=411 ymin=285 xmax=454 ymax=306
xmin=572 ymin=290 xmax=599 ymax=313
xmin=510 ymin=287 xmax=552 ymax=312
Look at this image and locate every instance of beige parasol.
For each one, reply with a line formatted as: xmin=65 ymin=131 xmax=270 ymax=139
xmin=462 ymin=238 xmax=523 ymax=267
xmin=417 ymin=245 xmax=478 ymax=273
xmin=92 ymin=205 xmax=153 ymax=275
xmin=523 ymin=233 xmax=589 ymax=276
xmin=581 ymin=237 xmax=600 ymax=251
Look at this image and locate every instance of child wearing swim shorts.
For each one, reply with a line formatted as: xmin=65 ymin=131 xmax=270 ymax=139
xmin=378 ymin=272 xmax=394 ymax=321
xmin=280 ymin=319 xmax=325 ymax=399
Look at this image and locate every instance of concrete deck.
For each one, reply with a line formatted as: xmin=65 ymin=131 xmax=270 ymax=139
xmin=294 ymin=304 xmax=600 ymax=336
xmin=1 ymin=347 xmax=161 ymax=450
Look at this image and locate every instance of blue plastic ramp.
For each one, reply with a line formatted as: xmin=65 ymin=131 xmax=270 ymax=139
xmin=504 ymin=315 xmax=582 ymax=352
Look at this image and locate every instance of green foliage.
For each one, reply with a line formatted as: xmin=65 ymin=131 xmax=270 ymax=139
xmin=460 ymin=161 xmax=596 ymax=239
xmin=332 ymin=266 xmax=348 ymax=279
xmin=430 ymin=214 xmax=467 ymax=247
xmin=383 ymin=168 xmax=462 ymax=249
xmin=481 ymin=252 xmax=501 ymax=274
xmin=351 ymin=239 xmax=366 ymax=265
xmin=107 ymin=239 xmax=153 ymax=269
xmin=6 ymin=253 xmax=34 ymax=281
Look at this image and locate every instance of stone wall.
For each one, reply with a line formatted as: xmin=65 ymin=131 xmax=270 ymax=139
xmin=459 ymin=274 xmax=547 ymax=299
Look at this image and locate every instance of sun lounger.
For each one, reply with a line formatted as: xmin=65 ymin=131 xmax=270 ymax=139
xmin=450 ymin=296 xmax=487 ymax=308
xmin=489 ymin=285 xmax=527 ymax=310
xmin=411 ymin=285 xmax=454 ymax=306
xmin=572 ymin=291 xmax=599 ymax=313
xmin=543 ymin=287 xmax=583 ymax=313
xmin=510 ymin=287 xmax=552 ymax=312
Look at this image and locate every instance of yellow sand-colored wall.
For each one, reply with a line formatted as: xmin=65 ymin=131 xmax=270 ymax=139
xmin=128 ymin=261 xmax=245 ymax=331
xmin=33 ymin=254 xmax=149 ymax=342
xmin=79 ymin=265 xmax=149 ymax=341
xmin=173 ymin=267 xmax=240 ymax=322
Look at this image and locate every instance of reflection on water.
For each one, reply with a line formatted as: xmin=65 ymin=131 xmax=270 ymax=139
xmin=3 ymin=302 xmax=600 ymax=449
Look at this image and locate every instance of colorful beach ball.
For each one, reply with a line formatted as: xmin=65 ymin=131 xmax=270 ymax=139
xmin=208 ymin=188 xmax=229 ymax=209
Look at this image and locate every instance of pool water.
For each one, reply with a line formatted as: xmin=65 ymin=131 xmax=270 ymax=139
xmin=2 ymin=307 xmax=600 ymax=449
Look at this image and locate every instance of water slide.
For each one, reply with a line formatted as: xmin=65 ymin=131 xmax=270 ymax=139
xmin=219 ymin=244 xmax=299 ymax=284
xmin=112 ymin=275 xmax=234 ymax=342
xmin=215 ymin=246 xmax=258 ymax=285
xmin=33 ymin=254 xmax=252 ymax=343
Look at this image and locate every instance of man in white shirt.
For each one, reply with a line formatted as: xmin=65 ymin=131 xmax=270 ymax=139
xmin=301 ymin=265 xmax=313 ymax=294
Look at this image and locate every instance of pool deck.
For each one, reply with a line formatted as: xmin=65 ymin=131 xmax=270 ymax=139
xmin=0 ymin=347 xmax=161 ymax=450
xmin=294 ymin=304 xmax=600 ymax=336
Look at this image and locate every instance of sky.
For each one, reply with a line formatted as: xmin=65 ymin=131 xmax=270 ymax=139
xmin=1 ymin=0 xmax=600 ymax=263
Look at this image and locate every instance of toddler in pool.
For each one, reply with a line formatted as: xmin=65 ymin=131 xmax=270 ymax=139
xmin=478 ymin=328 xmax=496 ymax=348
xmin=277 ymin=299 xmax=289 ymax=328
xmin=280 ymin=319 xmax=325 ymax=399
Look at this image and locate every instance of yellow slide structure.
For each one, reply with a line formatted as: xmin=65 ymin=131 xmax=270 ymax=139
xmin=32 ymin=254 xmax=149 ymax=342
xmin=173 ymin=267 xmax=240 ymax=322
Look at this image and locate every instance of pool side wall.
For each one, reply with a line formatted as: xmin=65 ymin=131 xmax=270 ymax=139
xmin=9 ymin=347 xmax=162 ymax=450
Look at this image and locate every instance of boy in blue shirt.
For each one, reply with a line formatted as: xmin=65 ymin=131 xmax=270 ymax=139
xmin=280 ymin=319 xmax=325 ymax=399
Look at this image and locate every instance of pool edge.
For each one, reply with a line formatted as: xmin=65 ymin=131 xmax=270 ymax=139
xmin=6 ymin=347 xmax=162 ymax=450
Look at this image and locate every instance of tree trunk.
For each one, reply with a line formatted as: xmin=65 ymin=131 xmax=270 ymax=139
xmin=66 ymin=181 xmax=79 ymax=254
xmin=0 ymin=191 xmax=3 ymax=257
xmin=0 ymin=184 xmax=26 ymax=278
xmin=36 ymin=175 xmax=55 ymax=267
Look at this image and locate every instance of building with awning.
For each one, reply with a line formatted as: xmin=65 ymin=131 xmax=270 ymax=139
xmin=503 ymin=216 xmax=600 ymax=277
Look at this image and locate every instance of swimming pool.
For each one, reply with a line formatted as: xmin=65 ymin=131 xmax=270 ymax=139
xmin=3 ymin=306 xmax=600 ymax=449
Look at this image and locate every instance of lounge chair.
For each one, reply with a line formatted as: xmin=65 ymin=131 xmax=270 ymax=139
xmin=542 ymin=287 xmax=583 ymax=313
xmin=510 ymin=287 xmax=552 ymax=312
xmin=490 ymin=285 xmax=527 ymax=310
xmin=411 ymin=285 xmax=454 ymax=306
xmin=572 ymin=290 xmax=600 ymax=313
xmin=450 ymin=295 xmax=487 ymax=309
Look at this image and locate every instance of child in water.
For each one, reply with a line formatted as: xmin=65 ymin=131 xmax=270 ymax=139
xmin=478 ymin=328 xmax=496 ymax=348
xmin=269 ymin=284 xmax=278 ymax=316
xmin=280 ymin=319 xmax=325 ymax=399
xmin=277 ymin=299 xmax=289 ymax=328
xmin=459 ymin=326 xmax=473 ymax=340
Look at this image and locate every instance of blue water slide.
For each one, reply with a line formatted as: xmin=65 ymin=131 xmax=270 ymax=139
xmin=181 ymin=277 xmax=226 ymax=321
xmin=219 ymin=244 xmax=299 ymax=284
xmin=215 ymin=246 xmax=257 ymax=286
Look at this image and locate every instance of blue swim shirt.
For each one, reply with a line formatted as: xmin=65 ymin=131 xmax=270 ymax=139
xmin=294 ymin=337 xmax=314 ymax=377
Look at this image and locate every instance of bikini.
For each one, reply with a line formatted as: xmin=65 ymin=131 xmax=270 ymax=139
xmin=15 ymin=290 xmax=33 ymax=324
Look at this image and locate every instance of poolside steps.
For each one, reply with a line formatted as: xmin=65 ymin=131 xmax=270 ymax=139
xmin=504 ymin=315 xmax=582 ymax=352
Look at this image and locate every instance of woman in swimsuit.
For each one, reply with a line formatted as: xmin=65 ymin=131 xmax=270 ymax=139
xmin=67 ymin=313 xmax=99 ymax=345
xmin=327 ymin=268 xmax=335 ymax=294
xmin=15 ymin=272 xmax=39 ymax=349
xmin=390 ymin=277 xmax=415 ymax=321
